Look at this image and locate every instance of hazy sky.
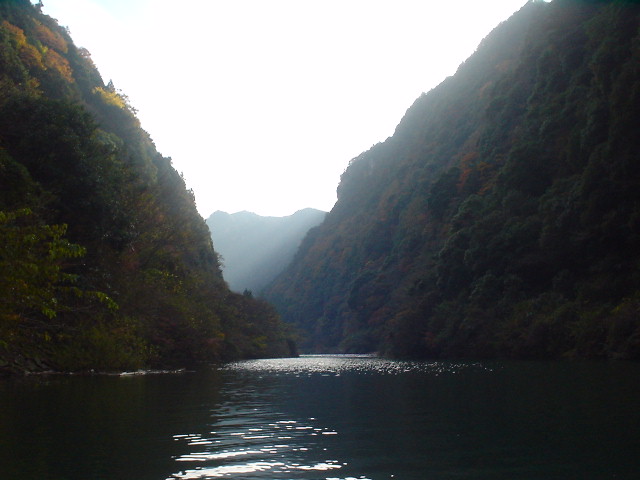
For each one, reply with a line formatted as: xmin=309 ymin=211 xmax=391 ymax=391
xmin=39 ymin=0 xmax=528 ymax=217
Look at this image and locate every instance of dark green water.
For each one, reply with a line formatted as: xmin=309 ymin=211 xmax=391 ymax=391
xmin=1 ymin=355 xmax=639 ymax=480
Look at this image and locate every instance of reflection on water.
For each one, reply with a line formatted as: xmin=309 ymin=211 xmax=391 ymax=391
xmin=170 ymin=411 xmax=342 ymax=479
xmin=224 ymin=354 xmax=490 ymax=376
xmin=1 ymin=355 xmax=640 ymax=480
xmin=169 ymin=356 xmax=488 ymax=480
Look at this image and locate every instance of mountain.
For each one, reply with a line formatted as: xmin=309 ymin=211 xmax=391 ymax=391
xmin=265 ymin=0 xmax=640 ymax=360
xmin=206 ymin=209 xmax=326 ymax=293
xmin=0 ymin=0 xmax=294 ymax=374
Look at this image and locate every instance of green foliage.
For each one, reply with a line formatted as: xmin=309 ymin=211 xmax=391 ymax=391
xmin=0 ymin=208 xmax=92 ymax=320
xmin=50 ymin=316 xmax=150 ymax=372
xmin=0 ymin=207 xmax=121 ymax=372
xmin=265 ymin=0 xmax=640 ymax=360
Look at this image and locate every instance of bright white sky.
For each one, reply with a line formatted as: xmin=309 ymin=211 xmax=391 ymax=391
xmin=39 ymin=0 xmax=528 ymax=217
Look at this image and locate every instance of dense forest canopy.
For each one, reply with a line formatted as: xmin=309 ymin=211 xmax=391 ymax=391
xmin=0 ymin=0 xmax=294 ymax=374
xmin=265 ymin=0 xmax=640 ymax=360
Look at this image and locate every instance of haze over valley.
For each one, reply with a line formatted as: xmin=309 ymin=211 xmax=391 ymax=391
xmin=207 ymin=208 xmax=325 ymax=293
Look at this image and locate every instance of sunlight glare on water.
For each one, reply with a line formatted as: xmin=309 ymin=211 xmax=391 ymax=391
xmin=167 ymin=355 xmax=487 ymax=480
xmin=224 ymin=353 xmax=488 ymax=377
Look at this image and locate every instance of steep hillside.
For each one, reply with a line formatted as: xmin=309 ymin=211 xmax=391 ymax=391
xmin=0 ymin=0 xmax=294 ymax=373
xmin=207 ymin=209 xmax=326 ymax=293
xmin=265 ymin=0 xmax=640 ymax=359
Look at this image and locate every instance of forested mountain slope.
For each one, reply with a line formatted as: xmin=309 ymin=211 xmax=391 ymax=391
xmin=207 ymin=209 xmax=326 ymax=294
xmin=265 ymin=0 xmax=640 ymax=359
xmin=0 ymin=0 xmax=294 ymax=374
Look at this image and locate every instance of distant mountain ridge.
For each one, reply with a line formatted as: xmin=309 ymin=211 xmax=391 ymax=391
xmin=207 ymin=208 xmax=326 ymax=293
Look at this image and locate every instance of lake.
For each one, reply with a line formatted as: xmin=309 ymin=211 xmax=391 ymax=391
xmin=1 ymin=355 xmax=639 ymax=479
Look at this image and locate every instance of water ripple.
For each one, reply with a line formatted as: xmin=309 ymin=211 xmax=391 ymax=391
xmin=169 ymin=355 xmax=490 ymax=479
xmin=223 ymin=354 xmax=490 ymax=377
xmin=169 ymin=412 xmax=344 ymax=479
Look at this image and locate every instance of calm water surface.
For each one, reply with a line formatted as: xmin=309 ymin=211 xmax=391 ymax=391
xmin=1 ymin=355 xmax=639 ymax=479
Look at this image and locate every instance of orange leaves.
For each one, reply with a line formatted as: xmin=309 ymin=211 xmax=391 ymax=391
xmin=1 ymin=20 xmax=26 ymax=46
xmin=19 ymin=42 xmax=44 ymax=70
xmin=43 ymin=48 xmax=73 ymax=82
xmin=33 ymin=21 xmax=67 ymax=54
xmin=456 ymin=150 xmax=498 ymax=196
xmin=1 ymin=20 xmax=73 ymax=82
xmin=1 ymin=20 xmax=43 ymax=70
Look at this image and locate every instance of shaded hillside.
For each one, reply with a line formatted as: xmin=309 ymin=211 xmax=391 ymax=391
xmin=0 ymin=0 xmax=294 ymax=373
xmin=206 ymin=209 xmax=326 ymax=293
xmin=265 ymin=0 xmax=640 ymax=359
